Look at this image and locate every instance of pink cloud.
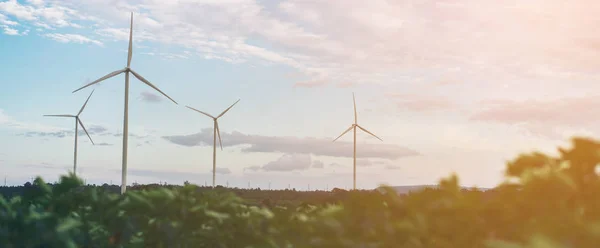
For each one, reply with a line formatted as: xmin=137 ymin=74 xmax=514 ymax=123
xmin=471 ymin=96 xmax=600 ymax=125
xmin=470 ymin=96 xmax=600 ymax=139
xmin=6 ymin=0 xmax=600 ymax=90
xmin=293 ymin=80 xmax=326 ymax=88
xmin=387 ymin=93 xmax=456 ymax=112
xmin=336 ymin=82 xmax=354 ymax=88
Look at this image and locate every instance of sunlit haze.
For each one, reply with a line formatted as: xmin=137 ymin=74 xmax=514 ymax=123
xmin=1 ymin=0 xmax=599 ymax=189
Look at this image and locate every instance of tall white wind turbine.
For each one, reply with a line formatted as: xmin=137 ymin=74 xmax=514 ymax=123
xmin=71 ymin=12 xmax=178 ymax=194
xmin=44 ymin=90 xmax=96 ymax=175
xmin=332 ymin=93 xmax=383 ymax=190
xmin=186 ymin=99 xmax=240 ymax=187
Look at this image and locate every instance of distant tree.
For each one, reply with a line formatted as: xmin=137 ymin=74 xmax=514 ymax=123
xmin=332 ymin=187 xmax=346 ymax=193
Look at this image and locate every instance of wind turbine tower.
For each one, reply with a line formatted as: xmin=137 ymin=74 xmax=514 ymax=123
xmin=44 ymin=90 xmax=96 ymax=175
xmin=186 ymin=99 xmax=240 ymax=187
xmin=71 ymin=12 xmax=178 ymax=194
xmin=332 ymin=93 xmax=383 ymax=190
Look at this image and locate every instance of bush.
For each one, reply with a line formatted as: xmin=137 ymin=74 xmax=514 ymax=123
xmin=2 ymin=137 xmax=600 ymax=247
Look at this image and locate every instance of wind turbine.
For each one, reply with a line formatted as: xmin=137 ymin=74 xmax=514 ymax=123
xmin=44 ymin=90 xmax=96 ymax=175
xmin=71 ymin=12 xmax=178 ymax=194
xmin=186 ymin=99 xmax=240 ymax=187
xmin=332 ymin=93 xmax=383 ymax=190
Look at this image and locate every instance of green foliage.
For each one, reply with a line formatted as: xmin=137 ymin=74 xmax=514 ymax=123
xmin=3 ymin=137 xmax=600 ymax=247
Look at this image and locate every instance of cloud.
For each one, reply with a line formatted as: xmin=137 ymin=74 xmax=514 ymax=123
xmin=19 ymin=162 xmax=70 ymax=170
xmin=247 ymin=153 xmax=312 ymax=172
xmin=0 ymin=0 xmax=92 ymax=29
xmin=0 ymin=14 xmax=26 ymax=36
xmin=329 ymin=162 xmax=344 ymax=168
xmin=26 ymin=0 xmax=44 ymax=7
xmin=87 ymin=125 xmax=108 ymax=134
xmin=163 ymin=128 xmax=419 ymax=160
xmin=135 ymin=140 xmax=153 ymax=147
xmin=158 ymin=52 xmax=189 ymax=60
xmin=328 ymin=159 xmax=383 ymax=168
xmin=19 ymin=131 xmax=71 ymax=138
xmin=3 ymin=0 xmax=600 ymax=89
xmin=0 ymin=13 xmax=18 ymax=25
xmin=244 ymin=165 xmax=261 ymax=172
xmin=470 ymin=96 xmax=600 ymax=139
xmin=139 ymin=91 xmax=162 ymax=103
xmin=0 ymin=0 xmax=36 ymax=21
xmin=0 ymin=13 xmax=25 ymax=35
xmin=17 ymin=124 xmax=110 ymax=138
xmin=2 ymin=26 xmax=18 ymax=35
xmin=387 ymin=93 xmax=456 ymax=112
xmin=311 ymin=160 xmax=324 ymax=168
xmin=336 ymin=82 xmax=355 ymax=88
xmin=7 ymin=119 xmax=154 ymax=145
xmin=471 ymin=96 xmax=600 ymax=126
xmin=357 ymin=158 xmax=373 ymax=167
xmin=43 ymin=33 xmax=103 ymax=46
xmin=213 ymin=168 xmax=232 ymax=175
xmin=0 ymin=109 xmax=67 ymax=133
xmin=108 ymin=132 xmax=147 ymax=139
xmin=293 ymin=80 xmax=326 ymax=88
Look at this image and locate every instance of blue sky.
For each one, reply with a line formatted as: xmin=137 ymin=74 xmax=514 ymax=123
xmin=1 ymin=0 xmax=600 ymax=189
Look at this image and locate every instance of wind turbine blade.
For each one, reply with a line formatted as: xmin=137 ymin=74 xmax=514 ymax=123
xmin=216 ymin=121 xmax=223 ymax=151
xmin=333 ymin=125 xmax=354 ymax=142
xmin=127 ymin=12 xmax=133 ymax=67
xmin=77 ymin=89 xmax=95 ymax=116
xmin=353 ymin=92 xmax=357 ymax=124
xmin=77 ymin=118 xmax=95 ymax=145
xmin=129 ymin=69 xmax=178 ymax=104
xmin=185 ymin=106 xmax=215 ymax=119
xmin=217 ymin=99 xmax=240 ymax=118
xmin=356 ymin=125 xmax=383 ymax=141
xmin=44 ymin=114 xmax=75 ymax=118
xmin=72 ymin=69 xmax=126 ymax=93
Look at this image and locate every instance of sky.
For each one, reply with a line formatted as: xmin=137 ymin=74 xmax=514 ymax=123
xmin=1 ymin=0 xmax=600 ymax=190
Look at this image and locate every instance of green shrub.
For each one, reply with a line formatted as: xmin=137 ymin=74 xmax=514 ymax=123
xmin=1 ymin=137 xmax=600 ymax=247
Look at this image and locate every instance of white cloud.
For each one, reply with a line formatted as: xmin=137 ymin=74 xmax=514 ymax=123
xmin=163 ymin=128 xmax=419 ymax=160
xmin=0 ymin=0 xmax=36 ymax=21
xmin=0 ymin=109 xmax=67 ymax=133
xmin=43 ymin=33 xmax=103 ymax=46
xmin=2 ymin=0 xmax=600 ymax=90
xmin=139 ymin=91 xmax=162 ymax=103
xmin=311 ymin=160 xmax=324 ymax=169
xmin=259 ymin=153 xmax=312 ymax=172
xmin=0 ymin=13 xmax=17 ymax=25
xmin=0 ymin=109 xmax=11 ymax=123
xmin=158 ymin=52 xmax=188 ymax=60
xmin=26 ymin=0 xmax=45 ymax=7
xmin=470 ymin=96 xmax=600 ymax=140
xmin=2 ymin=26 xmax=18 ymax=35
xmin=0 ymin=0 xmax=96 ymax=30
xmin=0 ymin=12 xmax=24 ymax=35
xmin=213 ymin=168 xmax=232 ymax=175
